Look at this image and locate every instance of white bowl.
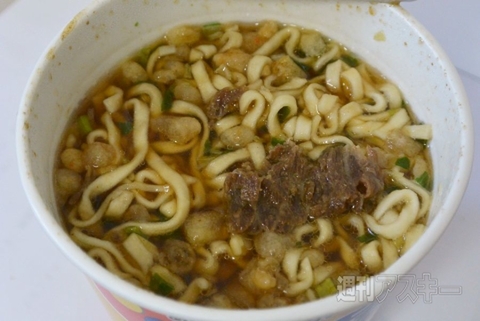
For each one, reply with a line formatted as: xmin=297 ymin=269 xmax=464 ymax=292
xmin=17 ymin=1 xmax=473 ymax=320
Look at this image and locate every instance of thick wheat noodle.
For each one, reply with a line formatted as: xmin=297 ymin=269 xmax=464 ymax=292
xmin=69 ymin=181 xmax=170 ymax=227
xmin=267 ymin=94 xmax=298 ymax=137
xmin=128 ymin=82 xmax=163 ymax=117
xmin=239 ymin=89 xmax=266 ymax=130
xmin=87 ymin=248 xmax=133 ymax=280
xmin=254 ymin=27 xmax=305 ymax=63
xmin=86 ymin=128 xmax=108 ymax=144
xmin=146 ymin=45 xmax=176 ymax=78
xmin=151 ymin=137 xmax=199 ymax=154
xmin=179 ymin=278 xmax=212 ymax=303
xmin=108 ymin=148 xmax=191 ymax=235
xmin=285 ymin=257 xmax=314 ymax=296
xmin=361 ymin=240 xmax=383 ymax=272
xmin=170 ymin=100 xmax=209 ymax=158
xmin=389 ymin=168 xmax=431 ymax=219
xmin=337 ymin=236 xmax=360 ymax=270
xmin=283 ymin=248 xmax=304 ymax=282
xmin=341 ymin=67 xmax=364 ymax=101
xmin=212 ymin=74 xmax=233 ymax=90
xmin=220 ymin=28 xmax=243 ymax=52
xmin=100 ymin=113 xmax=122 ymax=163
xmin=191 ymin=60 xmax=217 ymax=102
xmin=313 ymin=44 xmax=339 ymax=71
xmin=77 ymin=99 xmax=149 ymax=220
xmin=71 ymin=228 xmax=147 ymax=283
xmin=102 ymin=86 xmax=124 ymax=113
xmin=363 ymin=189 xmax=420 ymax=239
xmin=202 ymin=148 xmax=250 ymax=178
xmin=247 ymin=55 xmax=272 ymax=83
xmin=363 ymin=82 xmax=388 ymax=113
xmin=189 ymin=44 xmax=217 ymax=62
xmin=381 ymin=237 xmax=399 ymax=269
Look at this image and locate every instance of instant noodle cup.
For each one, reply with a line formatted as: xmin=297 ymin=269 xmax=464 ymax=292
xmin=17 ymin=0 xmax=473 ymax=320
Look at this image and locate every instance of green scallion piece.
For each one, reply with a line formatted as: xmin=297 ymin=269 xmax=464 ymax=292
xmin=415 ymin=171 xmax=431 ymax=189
xmin=117 ymin=121 xmax=133 ymax=136
xmin=415 ymin=139 xmax=429 ymax=148
xmin=315 ymin=277 xmax=338 ymax=298
xmin=162 ymin=88 xmax=174 ymax=111
xmin=78 ymin=115 xmax=93 ymax=135
xmin=202 ymin=22 xmax=222 ymax=36
xmin=271 ymin=137 xmax=285 ymax=146
xmin=277 ymin=106 xmax=290 ymax=123
xmin=340 ymin=54 xmax=359 ymax=67
xmin=294 ymin=49 xmax=307 ymax=59
xmin=295 ymin=241 xmax=304 ymax=248
xmin=136 ymin=47 xmax=151 ymax=67
xmin=204 ymin=139 xmax=212 ymax=156
xmin=123 ymin=226 xmax=147 ymax=239
xmin=357 ymin=230 xmax=378 ymax=243
xmin=293 ymin=59 xmax=316 ymax=79
xmin=149 ymin=273 xmax=174 ymax=296
xmin=395 ymin=157 xmax=410 ymax=170
xmin=155 ymin=211 xmax=171 ymax=222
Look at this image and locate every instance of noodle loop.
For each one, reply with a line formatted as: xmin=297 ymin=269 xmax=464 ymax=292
xmin=55 ymin=21 xmax=433 ymax=307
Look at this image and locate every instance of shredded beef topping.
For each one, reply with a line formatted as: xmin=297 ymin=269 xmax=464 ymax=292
xmin=206 ymin=87 xmax=247 ymax=126
xmin=224 ymin=142 xmax=385 ymax=234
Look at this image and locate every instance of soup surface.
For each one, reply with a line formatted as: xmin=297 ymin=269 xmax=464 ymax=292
xmin=55 ymin=21 xmax=433 ymax=308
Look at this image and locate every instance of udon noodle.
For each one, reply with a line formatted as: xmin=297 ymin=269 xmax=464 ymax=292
xmin=55 ymin=21 xmax=432 ymax=308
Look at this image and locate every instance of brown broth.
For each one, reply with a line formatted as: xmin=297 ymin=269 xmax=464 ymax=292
xmin=54 ymin=21 xmax=432 ymax=309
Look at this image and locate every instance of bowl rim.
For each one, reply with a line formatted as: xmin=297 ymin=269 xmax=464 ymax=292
xmin=16 ymin=0 xmax=474 ymax=320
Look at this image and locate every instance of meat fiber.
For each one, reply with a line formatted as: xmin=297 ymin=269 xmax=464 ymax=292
xmin=206 ymin=87 xmax=247 ymax=125
xmin=224 ymin=142 xmax=384 ymax=234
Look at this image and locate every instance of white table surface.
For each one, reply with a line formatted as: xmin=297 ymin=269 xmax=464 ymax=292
xmin=1 ymin=0 xmax=478 ymax=320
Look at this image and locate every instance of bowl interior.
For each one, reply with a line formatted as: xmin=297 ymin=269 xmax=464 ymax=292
xmin=17 ymin=1 xmax=473 ymax=321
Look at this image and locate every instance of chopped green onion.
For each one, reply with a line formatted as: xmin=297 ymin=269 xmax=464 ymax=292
xmin=117 ymin=121 xmax=133 ymax=135
xmin=271 ymin=137 xmax=285 ymax=146
xmin=203 ymin=139 xmax=222 ymax=156
xmin=415 ymin=139 xmax=429 ymax=148
xmin=315 ymin=277 xmax=338 ymax=298
xmin=162 ymin=88 xmax=174 ymax=111
xmin=294 ymin=49 xmax=307 ymax=59
xmin=203 ymin=136 xmax=224 ymax=156
xmin=277 ymin=106 xmax=290 ymax=123
xmin=136 ymin=47 xmax=151 ymax=67
xmin=204 ymin=138 xmax=212 ymax=156
xmin=395 ymin=157 xmax=410 ymax=170
xmin=293 ymin=59 xmax=316 ymax=79
xmin=295 ymin=241 xmax=304 ymax=248
xmin=202 ymin=22 xmax=222 ymax=36
xmin=149 ymin=273 xmax=174 ymax=296
xmin=388 ymin=108 xmax=401 ymax=116
xmin=357 ymin=230 xmax=378 ymax=243
xmin=149 ymin=228 xmax=183 ymax=244
xmin=123 ymin=226 xmax=148 ymax=239
xmin=415 ymin=171 xmax=431 ymax=189
xmin=258 ymin=125 xmax=269 ymax=136
xmin=78 ymin=115 xmax=93 ymax=135
xmin=385 ymin=185 xmax=400 ymax=193
xmin=340 ymin=54 xmax=359 ymax=67
xmin=155 ymin=211 xmax=171 ymax=222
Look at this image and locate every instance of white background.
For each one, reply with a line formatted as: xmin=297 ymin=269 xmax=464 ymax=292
xmin=1 ymin=0 xmax=479 ymax=320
